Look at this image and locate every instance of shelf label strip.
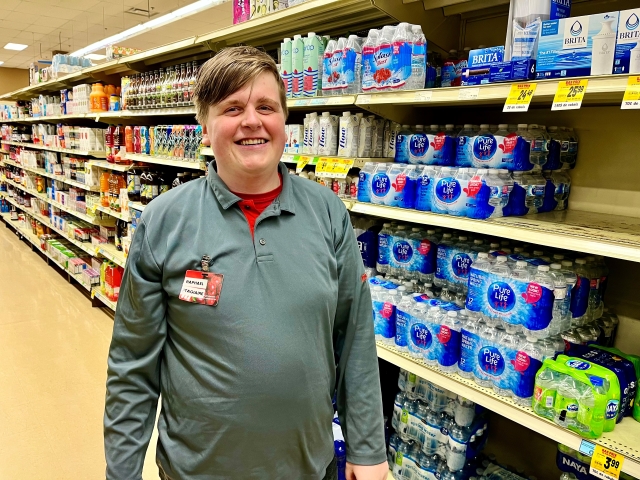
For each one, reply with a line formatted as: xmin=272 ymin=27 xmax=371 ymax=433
xmin=552 ymin=79 xmax=588 ymax=111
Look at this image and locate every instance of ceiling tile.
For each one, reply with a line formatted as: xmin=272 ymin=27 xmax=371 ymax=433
xmin=25 ymin=23 xmax=58 ymax=35
xmin=33 ymin=16 xmax=70 ymax=28
xmin=2 ymin=0 xmax=22 ymax=10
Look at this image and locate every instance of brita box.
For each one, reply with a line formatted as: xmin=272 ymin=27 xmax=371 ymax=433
xmin=535 ymin=12 xmax=619 ymax=79
xmin=614 ymin=9 xmax=640 ymax=74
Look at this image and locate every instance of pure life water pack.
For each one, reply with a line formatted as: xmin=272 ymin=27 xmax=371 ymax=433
xmin=536 ymin=12 xmax=619 ymax=79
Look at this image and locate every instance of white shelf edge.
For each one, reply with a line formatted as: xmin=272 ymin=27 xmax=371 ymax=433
xmin=95 ymin=205 xmax=130 ymax=222
xmin=377 ymin=343 xmax=640 ymax=477
xmin=125 ymin=153 xmax=206 ymax=170
xmin=3 ymin=158 xmax=100 ymax=192
xmin=98 ymin=243 xmax=127 ymax=268
xmin=341 ymin=201 xmax=640 ymax=264
xmin=86 ymin=160 xmax=132 ymax=172
xmin=93 ymin=291 xmax=117 ymax=312
xmin=1 ymin=140 xmax=106 ymax=158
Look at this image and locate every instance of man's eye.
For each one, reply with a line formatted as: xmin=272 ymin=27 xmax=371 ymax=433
xmin=225 ymin=107 xmax=240 ymax=113
xmin=259 ymin=105 xmax=274 ymax=112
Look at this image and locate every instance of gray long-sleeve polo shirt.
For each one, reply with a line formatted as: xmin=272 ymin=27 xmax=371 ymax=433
xmin=104 ymin=162 xmax=386 ymax=479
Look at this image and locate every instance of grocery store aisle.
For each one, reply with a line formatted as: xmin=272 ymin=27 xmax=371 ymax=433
xmin=0 ymin=222 xmax=159 ymax=479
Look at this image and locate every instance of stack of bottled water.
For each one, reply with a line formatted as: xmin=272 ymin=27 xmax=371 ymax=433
xmin=390 ymin=369 xmax=489 ymax=480
xmin=360 ymin=23 xmax=428 ymax=92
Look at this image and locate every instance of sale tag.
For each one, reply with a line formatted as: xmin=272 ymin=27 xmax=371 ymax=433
xmin=621 ymin=75 xmax=640 ymax=110
xmin=503 ymin=82 xmax=537 ymax=112
xmin=589 ymin=445 xmax=623 ymax=480
xmin=315 ymin=157 xmax=331 ymax=176
xmin=552 ymin=79 xmax=588 ymax=111
xmin=415 ymin=91 xmax=433 ymax=102
xmin=458 ymin=87 xmax=479 ymax=100
xmin=296 ymin=155 xmax=312 ymax=173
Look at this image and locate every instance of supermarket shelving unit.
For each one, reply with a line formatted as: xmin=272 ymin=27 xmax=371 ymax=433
xmin=2 ymin=0 xmax=640 ymax=477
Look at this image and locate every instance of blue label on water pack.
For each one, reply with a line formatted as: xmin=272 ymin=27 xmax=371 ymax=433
xmin=436 ymin=326 xmax=461 ymax=367
xmin=436 ymin=245 xmax=477 ymax=288
xmin=465 ymin=176 xmax=496 ymax=220
xmin=459 ymin=329 xmax=480 ymax=375
xmin=537 ymin=178 xmax=558 ymax=213
xmin=456 ymin=136 xmax=473 ymax=167
xmin=392 ymin=239 xmax=413 ymax=266
xmin=373 ymin=300 xmax=395 ymax=339
xmin=513 ymin=136 xmax=534 ymax=171
xmin=512 ymin=351 xmax=543 ymax=399
xmin=357 ymin=228 xmax=378 ymax=268
xmin=357 ymin=171 xmax=372 ymax=203
xmin=472 ymin=135 xmax=498 ymax=166
xmin=503 ymin=182 xmax=529 ymax=217
xmin=433 ymin=177 xmax=460 ymax=213
xmin=466 ymin=267 xmax=554 ymax=331
xmin=395 ymin=134 xmax=410 ymax=163
xmin=377 ymin=233 xmax=391 ymax=266
xmin=415 ymin=172 xmax=432 ymax=211
xmin=570 ymin=275 xmax=589 ymax=319
xmin=409 ymin=133 xmax=429 ymax=164
xmin=606 ymin=399 xmax=620 ymax=420
xmin=424 ymin=133 xmax=455 ymax=166
xmin=410 ymin=322 xmax=432 ymax=350
xmin=343 ymin=48 xmax=359 ymax=86
xmin=396 ymin=308 xmax=411 ymax=347
xmin=479 ymin=345 xmax=506 ymax=377
xmin=566 ymin=359 xmax=591 ymax=371
xmin=371 ymin=172 xmax=391 ymax=199
xmin=441 ymin=64 xmax=456 ymax=87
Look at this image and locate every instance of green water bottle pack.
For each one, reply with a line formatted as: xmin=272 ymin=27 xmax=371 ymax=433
xmin=532 ymin=356 xmax=622 ymax=439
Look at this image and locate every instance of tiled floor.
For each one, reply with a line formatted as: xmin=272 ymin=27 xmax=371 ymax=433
xmin=0 ymin=221 xmax=160 ymax=479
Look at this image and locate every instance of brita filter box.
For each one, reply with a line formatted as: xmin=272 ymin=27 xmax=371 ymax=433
xmin=614 ymin=9 xmax=640 ymax=74
xmin=535 ymin=12 xmax=619 ymax=79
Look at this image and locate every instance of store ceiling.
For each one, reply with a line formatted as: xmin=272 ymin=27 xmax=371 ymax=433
xmin=0 ymin=0 xmax=233 ymax=69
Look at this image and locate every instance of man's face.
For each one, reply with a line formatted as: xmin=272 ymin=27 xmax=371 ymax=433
xmin=203 ymin=72 xmax=286 ymax=180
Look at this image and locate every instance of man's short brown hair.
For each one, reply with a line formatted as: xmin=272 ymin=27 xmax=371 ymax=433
xmin=193 ymin=46 xmax=288 ymax=124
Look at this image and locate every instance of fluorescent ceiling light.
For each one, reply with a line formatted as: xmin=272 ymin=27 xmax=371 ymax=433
xmin=70 ymin=0 xmax=230 ymax=57
xmin=4 ymin=43 xmax=28 ymax=51
xmin=0 ymin=61 xmax=4 ymax=66
xmin=85 ymin=53 xmax=107 ymax=60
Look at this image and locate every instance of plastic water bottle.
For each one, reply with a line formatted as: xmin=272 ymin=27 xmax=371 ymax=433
xmin=411 ymin=25 xmax=427 ymax=90
xmin=424 ymin=306 xmax=442 ymax=366
xmin=344 ymin=35 xmax=362 ymax=94
xmin=394 ymin=440 xmax=419 ymax=479
xmin=545 ymin=126 xmax=564 ymax=171
xmin=449 ymin=168 xmax=470 ymax=217
xmin=454 ymin=396 xmax=476 ymax=427
xmin=395 ymin=124 xmax=414 ymax=164
xmin=555 ymin=375 xmax=581 ymax=429
xmin=473 ymin=252 xmax=491 ymax=273
xmin=564 ymin=127 xmax=579 ymax=169
xmin=391 ymin=225 xmax=409 ymax=276
xmin=571 ymin=259 xmax=590 ymax=326
xmin=551 ymin=170 xmax=571 ymax=210
xmin=490 ymin=255 xmax=511 ymax=278
xmin=492 ymin=328 xmax=518 ymax=397
xmin=528 ymin=265 xmax=555 ymax=338
xmin=434 ymin=233 xmax=453 ymax=288
xmin=408 ymin=302 xmax=429 ymax=360
xmin=361 ymin=29 xmax=378 ymax=92
xmin=322 ymin=39 xmax=337 ymax=96
xmin=393 ymin=392 xmax=406 ymax=430
xmin=377 ymin=223 xmax=393 ymax=274
xmin=475 ymin=323 xmax=501 ymax=388
xmin=446 ymin=423 xmax=470 ymax=472
xmin=438 ymin=310 xmax=462 ymax=373
xmin=372 ymin=287 xmax=392 ymax=344
xmin=388 ymin=433 xmax=400 ymax=470
xmin=456 ymin=124 xmax=474 ymax=168
xmin=498 ymin=169 xmax=514 ymax=210
xmin=532 ymin=368 xmax=559 ymax=419
xmin=585 ymin=257 xmax=603 ymax=322
xmin=399 ymin=396 xmax=416 ymax=439
xmin=528 ymin=124 xmax=548 ymax=170
xmin=396 ymin=287 xmax=413 ymax=352
xmin=416 ymin=452 xmax=440 ymax=479
xmin=484 ymin=169 xmax=506 ymax=218
xmin=427 ymin=380 xmax=450 ymax=413
xmin=513 ymin=335 xmax=544 ymax=407
xmin=459 ymin=315 xmax=483 ymax=379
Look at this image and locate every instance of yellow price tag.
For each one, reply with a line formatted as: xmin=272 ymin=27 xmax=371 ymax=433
xmin=315 ymin=158 xmax=331 ymax=177
xmin=295 ymin=155 xmax=312 ymax=173
xmin=589 ymin=445 xmax=623 ymax=480
xmin=503 ymin=82 xmax=537 ymax=112
xmin=621 ymin=75 xmax=640 ymax=110
xmin=552 ymin=79 xmax=588 ymax=111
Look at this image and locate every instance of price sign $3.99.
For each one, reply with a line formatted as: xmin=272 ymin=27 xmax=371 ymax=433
xmin=590 ymin=445 xmax=624 ymax=480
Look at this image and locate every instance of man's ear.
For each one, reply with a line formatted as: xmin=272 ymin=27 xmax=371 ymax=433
xmin=201 ymin=124 xmax=211 ymax=147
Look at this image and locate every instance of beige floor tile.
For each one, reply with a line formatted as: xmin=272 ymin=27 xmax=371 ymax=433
xmin=0 ymin=223 xmax=160 ymax=480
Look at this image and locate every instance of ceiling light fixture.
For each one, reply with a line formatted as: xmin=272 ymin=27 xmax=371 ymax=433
xmin=4 ymin=43 xmax=29 ymax=51
xmin=0 ymin=61 xmax=5 ymax=66
xmin=70 ymin=0 xmax=230 ymax=57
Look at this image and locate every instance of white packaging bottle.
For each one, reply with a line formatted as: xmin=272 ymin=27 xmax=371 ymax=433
xmin=590 ymin=17 xmax=617 ymax=76
xmin=322 ymin=39 xmax=337 ymax=97
xmin=332 ymin=37 xmax=347 ymax=96
xmin=344 ymin=35 xmax=362 ymax=94
xmin=302 ymin=114 xmax=311 ymax=153
xmin=308 ymin=112 xmax=320 ymax=155
xmin=371 ymin=118 xmax=384 ymax=158
xmin=338 ymin=111 xmax=360 ymax=157
xmin=318 ymin=112 xmax=339 ymax=156
xmin=280 ymin=38 xmax=293 ymax=98
xmin=303 ymin=32 xmax=324 ymax=97
xmin=291 ymin=34 xmax=304 ymax=98
xmin=386 ymin=122 xmax=402 ymax=159
xmin=358 ymin=115 xmax=374 ymax=157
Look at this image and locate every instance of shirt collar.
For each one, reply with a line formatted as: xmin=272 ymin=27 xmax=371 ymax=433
xmin=206 ymin=161 xmax=296 ymax=215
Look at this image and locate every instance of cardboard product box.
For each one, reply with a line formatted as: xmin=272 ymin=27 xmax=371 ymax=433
xmin=536 ymin=12 xmax=619 ymax=79
xmin=462 ymin=46 xmax=536 ymax=85
xmin=614 ymin=9 xmax=640 ymax=74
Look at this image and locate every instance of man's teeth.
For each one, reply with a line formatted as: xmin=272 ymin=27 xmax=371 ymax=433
xmin=240 ymin=139 xmax=267 ymax=145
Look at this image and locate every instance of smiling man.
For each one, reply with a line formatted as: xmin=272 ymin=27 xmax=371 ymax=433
xmin=104 ymin=46 xmax=387 ymax=480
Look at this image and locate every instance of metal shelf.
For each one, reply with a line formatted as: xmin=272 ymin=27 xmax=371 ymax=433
xmin=128 ymin=201 xmax=146 ymax=212
xmin=97 ymin=242 xmax=127 ymax=268
xmin=2 ymin=159 xmax=100 ymax=192
xmin=86 ymin=160 xmax=132 ymax=172
xmin=341 ymin=201 xmax=640 ymax=263
xmin=377 ymin=342 xmax=640 ymax=477
xmin=95 ymin=204 xmax=130 ymax=222
xmin=1 ymin=140 xmax=106 ymax=158
xmin=93 ymin=290 xmax=117 ymax=312
xmin=5 ymin=178 xmax=100 ymax=225
xmin=286 ymin=95 xmax=357 ymax=108
xmin=125 ymin=153 xmax=206 ymax=170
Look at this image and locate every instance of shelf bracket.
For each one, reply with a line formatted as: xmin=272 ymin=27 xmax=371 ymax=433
xmin=204 ymin=40 xmax=226 ymax=53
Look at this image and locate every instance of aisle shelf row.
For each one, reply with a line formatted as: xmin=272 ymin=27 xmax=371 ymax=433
xmin=1 ymin=140 xmax=106 ymax=158
xmin=0 ymin=209 xmax=93 ymax=293
xmin=377 ymin=342 xmax=640 ymax=477
xmin=2 ymin=73 xmax=635 ymax=115
xmin=87 ymin=160 xmax=131 ymax=172
xmin=129 ymin=201 xmax=146 ymax=212
xmin=0 ymin=0 xmax=390 ymax=102
xmin=3 ymin=192 xmax=127 ymax=268
xmin=2 ymin=157 xmax=100 ymax=192
xmin=341 ymin=200 xmax=640 ymax=264
xmin=95 ymin=205 xmax=130 ymax=222
xmin=5 ymin=178 xmax=100 ymax=225
xmin=125 ymin=153 xmax=207 ymax=170
xmin=93 ymin=290 xmax=117 ymax=312
xmin=280 ymin=154 xmax=393 ymax=170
